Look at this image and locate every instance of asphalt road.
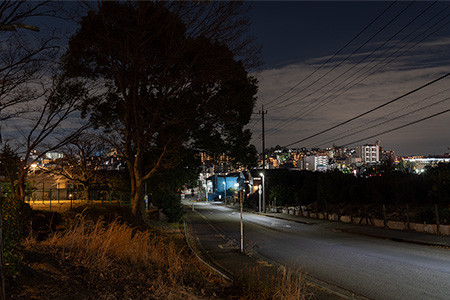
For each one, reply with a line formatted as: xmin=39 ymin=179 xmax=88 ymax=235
xmin=185 ymin=201 xmax=450 ymax=300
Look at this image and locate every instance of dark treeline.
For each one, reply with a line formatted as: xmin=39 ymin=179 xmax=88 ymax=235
xmin=262 ymin=163 xmax=450 ymax=207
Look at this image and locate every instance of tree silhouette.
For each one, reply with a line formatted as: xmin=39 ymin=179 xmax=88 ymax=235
xmin=62 ymin=1 xmax=259 ymax=223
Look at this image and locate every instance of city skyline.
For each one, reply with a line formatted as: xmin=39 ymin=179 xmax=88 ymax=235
xmin=248 ymin=1 xmax=450 ymax=156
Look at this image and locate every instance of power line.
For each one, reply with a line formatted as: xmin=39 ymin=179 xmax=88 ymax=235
xmin=342 ymin=107 xmax=450 ymax=147
xmin=266 ymin=1 xmax=446 ymax=137
xmin=281 ymin=71 xmax=450 ymax=148
xmin=311 ymin=92 xmax=450 ymax=148
xmin=266 ymin=1 xmax=412 ymax=111
xmin=286 ymin=1 xmax=450 ymax=125
xmin=263 ymin=1 xmax=397 ymax=109
xmin=246 ymin=115 xmax=261 ymax=130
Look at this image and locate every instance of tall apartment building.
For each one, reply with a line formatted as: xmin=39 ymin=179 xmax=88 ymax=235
xmin=355 ymin=143 xmax=380 ymax=164
xmin=303 ymin=155 xmax=328 ymax=171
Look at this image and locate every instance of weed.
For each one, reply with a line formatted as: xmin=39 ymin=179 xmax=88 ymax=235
xmin=231 ymin=265 xmax=311 ymax=300
xmin=21 ymin=208 xmax=311 ymax=299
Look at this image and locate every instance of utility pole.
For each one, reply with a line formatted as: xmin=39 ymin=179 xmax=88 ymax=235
xmin=240 ymin=189 xmax=244 ymax=253
xmin=259 ymin=105 xmax=268 ymax=170
xmin=258 ymin=105 xmax=267 ymax=212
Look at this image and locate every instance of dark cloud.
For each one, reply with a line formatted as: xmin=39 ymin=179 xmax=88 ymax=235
xmin=250 ymin=36 xmax=450 ymax=156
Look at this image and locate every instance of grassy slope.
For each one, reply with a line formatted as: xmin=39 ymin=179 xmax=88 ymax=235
xmin=7 ymin=205 xmax=311 ymax=300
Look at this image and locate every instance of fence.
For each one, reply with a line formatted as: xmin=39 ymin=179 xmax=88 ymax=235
xmin=270 ymin=202 xmax=450 ymax=235
xmin=24 ymin=185 xmax=131 ymax=212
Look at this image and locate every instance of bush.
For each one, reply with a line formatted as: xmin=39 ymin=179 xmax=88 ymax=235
xmin=414 ymin=206 xmax=450 ymax=225
xmin=2 ymin=196 xmax=32 ymax=275
xmin=161 ymin=193 xmax=184 ymax=223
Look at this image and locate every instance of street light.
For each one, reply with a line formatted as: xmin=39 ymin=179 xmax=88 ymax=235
xmin=223 ymin=179 xmax=227 ymax=204
xmin=260 ymin=173 xmax=265 ymax=213
xmin=258 ymin=184 xmax=262 ymax=213
xmin=30 ymin=163 xmax=37 ymax=175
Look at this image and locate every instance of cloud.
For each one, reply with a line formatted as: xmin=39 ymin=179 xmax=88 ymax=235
xmin=251 ymin=36 xmax=450 ymax=156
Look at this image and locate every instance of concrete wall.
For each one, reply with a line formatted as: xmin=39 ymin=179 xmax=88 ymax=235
xmin=275 ymin=206 xmax=450 ymax=235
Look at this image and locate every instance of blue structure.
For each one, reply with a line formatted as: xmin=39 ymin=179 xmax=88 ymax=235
xmin=207 ymin=172 xmax=245 ymax=201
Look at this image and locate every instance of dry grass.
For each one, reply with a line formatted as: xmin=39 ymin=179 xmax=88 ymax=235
xmin=22 ymin=211 xmax=311 ymax=299
xmin=23 ymin=213 xmax=224 ymax=299
xmin=273 ymin=266 xmax=311 ymax=300
xmin=29 ymin=215 xmax=182 ymax=274
xmin=232 ymin=265 xmax=311 ymax=300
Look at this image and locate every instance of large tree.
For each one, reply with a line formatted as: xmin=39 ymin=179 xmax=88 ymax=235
xmin=63 ymin=1 xmax=258 ymax=224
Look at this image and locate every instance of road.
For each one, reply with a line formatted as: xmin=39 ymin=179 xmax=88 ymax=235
xmin=185 ymin=201 xmax=450 ymax=300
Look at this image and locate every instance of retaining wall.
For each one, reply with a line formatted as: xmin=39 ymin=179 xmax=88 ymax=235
xmin=272 ymin=206 xmax=450 ymax=236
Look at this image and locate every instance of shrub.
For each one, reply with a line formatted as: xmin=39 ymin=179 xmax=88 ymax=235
xmin=2 ymin=196 xmax=32 ymax=275
xmin=161 ymin=193 xmax=184 ymax=223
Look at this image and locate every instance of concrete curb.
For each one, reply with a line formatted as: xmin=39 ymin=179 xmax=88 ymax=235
xmin=252 ymin=211 xmax=315 ymax=225
xmin=336 ymin=228 xmax=450 ymax=248
xmin=182 ymin=220 xmax=233 ymax=282
xmin=246 ymin=209 xmax=450 ymax=248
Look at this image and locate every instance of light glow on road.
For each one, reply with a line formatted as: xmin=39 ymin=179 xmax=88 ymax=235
xmin=185 ymin=200 xmax=450 ymax=300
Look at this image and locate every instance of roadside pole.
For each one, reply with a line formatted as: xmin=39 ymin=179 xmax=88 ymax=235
xmin=240 ymin=190 xmax=244 ymax=253
xmin=258 ymin=185 xmax=262 ymax=213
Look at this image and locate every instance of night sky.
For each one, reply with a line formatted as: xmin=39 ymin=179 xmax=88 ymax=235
xmin=4 ymin=1 xmax=450 ymax=157
xmin=248 ymin=1 xmax=450 ymax=156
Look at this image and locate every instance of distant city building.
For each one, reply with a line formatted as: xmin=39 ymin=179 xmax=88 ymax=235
xmin=45 ymin=152 xmax=64 ymax=160
xmin=380 ymin=148 xmax=395 ymax=163
xmin=355 ymin=143 xmax=380 ymax=164
xmin=402 ymin=156 xmax=450 ymax=173
xmin=303 ymin=155 xmax=328 ymax=172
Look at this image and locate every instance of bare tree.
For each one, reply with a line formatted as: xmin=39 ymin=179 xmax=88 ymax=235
xmin=44 ymin=133 xmax=106 ymax=202
xmin=5 ymin=76 xmax=90 ymax=201
xmin=0 ymin=1 xmax=65 ymax=131
xmin=0 ymin=3 xmax=83 ymax=298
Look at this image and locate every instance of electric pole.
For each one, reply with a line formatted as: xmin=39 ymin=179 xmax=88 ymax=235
xmin=258 ymin=105 xmax=268 ymax=170
xmin=257 ymin=105 xmax=267 ymax=212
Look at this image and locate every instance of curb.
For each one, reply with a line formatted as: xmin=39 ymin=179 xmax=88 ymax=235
xmin=252 ymin=211 xmax=315 ymax=225
xmin=247 ymin=208 xmax=450 ymax=248
xmin=337 ymin=228 xmax=450 ymax=248
xmin=183 ymin=220 xmax=232 ymax=282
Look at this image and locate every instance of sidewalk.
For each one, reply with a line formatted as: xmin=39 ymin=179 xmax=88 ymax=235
xmin=251 ymin=209 xmax=450 ymax=248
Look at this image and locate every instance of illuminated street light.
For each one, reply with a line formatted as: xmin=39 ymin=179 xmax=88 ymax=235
xmin=223 ymin=179 xmax=227 ymax=204
xmin=258 ymin=184 xmax=262 ymax=213
xmin=30 ymin=163 xmax=38 ymax=174
xmin=260 ymin=173 xmax=265 ymax=213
